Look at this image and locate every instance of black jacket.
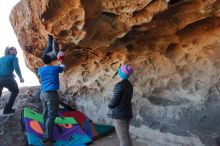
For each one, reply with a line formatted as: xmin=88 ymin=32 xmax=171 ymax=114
xmin=108 ymin=79 xmax=133 ymax=119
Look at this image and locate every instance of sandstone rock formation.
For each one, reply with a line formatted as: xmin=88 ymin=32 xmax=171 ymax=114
xmin=10 ymin=0 xmax=220 ymax=145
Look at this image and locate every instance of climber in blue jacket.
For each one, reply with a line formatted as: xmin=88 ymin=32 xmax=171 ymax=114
xmin=38 ymin=49 xmax=65 ymax=145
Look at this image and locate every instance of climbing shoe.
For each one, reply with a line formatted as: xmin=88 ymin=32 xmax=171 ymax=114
xmin=41 ymin=138 xmax=55 ymax=146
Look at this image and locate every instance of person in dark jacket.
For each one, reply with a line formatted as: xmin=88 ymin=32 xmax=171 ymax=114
xmin=0 ymin=46 xmax=24 ymax=114
xmin=108 ymin=65 xmax=133 ymax=146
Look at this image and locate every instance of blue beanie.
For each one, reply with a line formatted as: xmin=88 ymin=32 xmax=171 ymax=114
xmin=118 ymin=65 xmax=133 ymax=79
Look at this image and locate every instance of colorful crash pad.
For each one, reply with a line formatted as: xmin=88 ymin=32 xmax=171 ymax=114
xmin=22 ymin=107 xmax=114 ymax=146
xmin=22 ymin=108 xmax=91 ymax=146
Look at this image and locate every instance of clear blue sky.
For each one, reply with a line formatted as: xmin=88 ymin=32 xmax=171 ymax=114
xmin=0 ymin=1 xmax=39 ymax=87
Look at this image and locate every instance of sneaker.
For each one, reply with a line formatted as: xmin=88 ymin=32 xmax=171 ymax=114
xmin=41 ymin=139 xmax=51 ymax=146
xmin=41 ymin=139 xmax=55 ymax=146
xmin=3 ymin=109 xmax=15 ymax=114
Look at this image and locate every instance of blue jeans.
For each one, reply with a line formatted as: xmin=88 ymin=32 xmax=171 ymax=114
xmin=43 ymin=35 xmax=59 ymax=61
xmin=40 ymin=91 xmax=59 ymax=141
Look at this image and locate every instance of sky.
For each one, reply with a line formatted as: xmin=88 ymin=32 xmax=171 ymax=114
xmin=0 ymin=1 xmax=39 ymax=87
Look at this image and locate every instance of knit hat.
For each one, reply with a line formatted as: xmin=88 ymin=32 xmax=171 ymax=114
xmin=118 ymin=65 xmax=133 ymax=79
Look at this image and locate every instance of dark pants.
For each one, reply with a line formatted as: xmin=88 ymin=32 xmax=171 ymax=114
xmin=0 ymin=77 xmax=19 ymax=111
xmin=40 ymin=91 xmax=59 ymax=141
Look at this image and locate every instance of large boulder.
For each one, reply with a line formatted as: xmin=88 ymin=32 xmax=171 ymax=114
xmin=10 ymin=0 xmax=220 ymax=145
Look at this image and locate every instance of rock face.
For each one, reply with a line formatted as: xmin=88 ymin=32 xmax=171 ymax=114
xmin=10 ymin=0 xmax=220 ymax=145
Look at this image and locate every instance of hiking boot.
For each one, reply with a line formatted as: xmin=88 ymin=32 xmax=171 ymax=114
xmin=3 ymin=108 xmax=15 ymax=114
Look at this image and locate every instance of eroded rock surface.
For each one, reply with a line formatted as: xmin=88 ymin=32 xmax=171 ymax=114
xmin=10 ymin=0 xmax=220 ymax=145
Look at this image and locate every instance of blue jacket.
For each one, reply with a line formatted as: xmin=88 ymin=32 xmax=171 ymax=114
xmin=0 ymin=55 xmax=23 ymax=79
xmin=108 ymin=79 xmax=133 ymax=119
xmin=38 ymin=65 xmax=63 ymax=92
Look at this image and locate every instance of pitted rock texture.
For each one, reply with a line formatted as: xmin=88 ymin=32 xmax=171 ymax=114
xmin=10 ymin=0 xmax=220 ymax=145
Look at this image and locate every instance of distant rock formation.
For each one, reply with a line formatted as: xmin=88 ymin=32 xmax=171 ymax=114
xmin=10 ymin=0 xmax=220 ymax=145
